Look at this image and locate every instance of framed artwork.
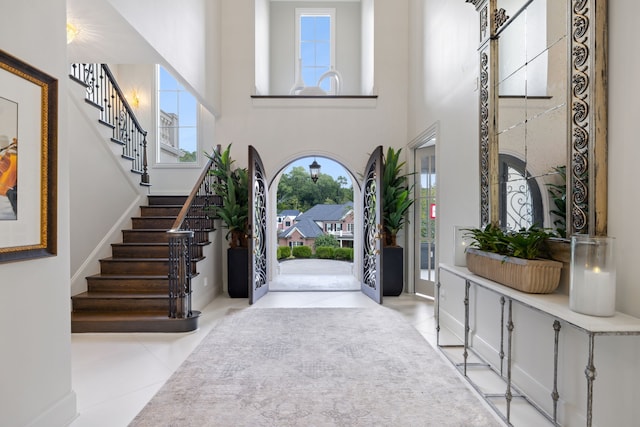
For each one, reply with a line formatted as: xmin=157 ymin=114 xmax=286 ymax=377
xmin=0 ymin=49 xmax=57 ymax=262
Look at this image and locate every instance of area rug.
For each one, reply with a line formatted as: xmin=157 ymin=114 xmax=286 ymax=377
xmin=130 ymin=307 xmax=501 ymax=426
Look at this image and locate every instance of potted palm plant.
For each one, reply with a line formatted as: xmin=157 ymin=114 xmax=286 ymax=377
xmin=207 ymin=144 xmax=249 ymax=298
xmin=382 ymin=147 xmax=414 ymax=296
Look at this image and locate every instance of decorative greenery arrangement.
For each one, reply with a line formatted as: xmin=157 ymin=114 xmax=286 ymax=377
xmin=206 ymin=144 xmax=249 ymax=248
xmin=382 ymin=147 xmax=414 ymax=247
xmin=464 ymin=224 xmax=556 ymax=260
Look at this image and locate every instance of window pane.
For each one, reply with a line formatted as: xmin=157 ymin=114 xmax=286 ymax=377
xmin=316 ymin=16 xmax=330 ymax=37
xmin=178 ymin=94 xmax=197 ymax=127
xmin=178 ymin=127 xmax=197 ymax=153
xmin=159 ymin=67 xmax=179 ymax=91
xmin=296 ymin=10 xmax=334 ymax=94
xmin=157 ymin=66 xmax=198 ymax=163
xmin=159 ymin=91 xmax=178 ymax=116
xmin=302 ymin=68 xmax=316 ymax=86
xmin=316 ymin=42 xmax=330 ymax=66
xmin=300 ymin=16 xmax=315 ymax=41
xmin=301 ymin=42 xmax=315 ymax=65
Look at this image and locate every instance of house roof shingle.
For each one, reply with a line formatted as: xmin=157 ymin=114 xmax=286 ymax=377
xmin=280 ymin=217 xmax=323 ymax=239
xmin=295 ymin=202 xmax=353 ymax=222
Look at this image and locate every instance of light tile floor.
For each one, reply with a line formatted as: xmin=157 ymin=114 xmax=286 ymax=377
xmin=69 ymin=291 xmax=513 ymax=426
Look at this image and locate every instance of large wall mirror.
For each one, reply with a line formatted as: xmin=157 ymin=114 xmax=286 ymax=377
xmin=468 ymin=0 xmax=608 ymax=237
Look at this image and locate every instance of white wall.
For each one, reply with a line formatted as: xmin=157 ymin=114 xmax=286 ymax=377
xmin=608 ymin=1 xmax=640 ymax=318
xmin=107 ymin=0 xmax=221 ymax=114
xmin=218 ymin=0 xmax=408 ymax=192
xmin=67 ymin=81 xmax=148 ymax=295
xmin=407 ymin=0 xmax=479 ymax=268
xmin=255 ymin=0 xmax=270 ymax=95
xmin=217 ymin=0 xmax=408 ymax=283
xmin=424 ymin=1 xmax=640 ymax=425
xmin=361 ymin=0 xmax=374 ymax=95
xmin=0 ymin=0 xmax=77 ymax=426
xmin=268 ymin=1 xmax=362 ymax=95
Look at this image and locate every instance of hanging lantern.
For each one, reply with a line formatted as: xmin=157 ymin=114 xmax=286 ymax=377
xmin=309 ymin=159 xmax=321 ymax=183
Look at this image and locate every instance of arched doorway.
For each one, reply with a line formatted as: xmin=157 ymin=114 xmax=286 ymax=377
xmin=267 ymin=154 xmax=361 ymax=292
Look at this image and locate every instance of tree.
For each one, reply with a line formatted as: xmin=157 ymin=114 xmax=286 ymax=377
xmin=179 ymin=150 xmax=197 ymax=162
xmin=314 ymin=233 xmax=339 ymax=249
xmin=277 ymin=166 xmax=353 ymax=211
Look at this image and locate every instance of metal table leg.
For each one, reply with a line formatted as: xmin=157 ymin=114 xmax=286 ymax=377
xmin=464 ymin=279 xmax=470 ymax=376
xmin=585 ymin=333 xmax=597 ymax=427
xmin=552 ymin=320 xmax=561 ymax=425
xmin=506 ymin=299 xmax=514 ymax=423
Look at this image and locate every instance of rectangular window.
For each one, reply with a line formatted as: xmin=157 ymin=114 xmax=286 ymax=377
xmin=295 ymin=8 xmax=336 ymax=93
xmin=157 ymin=66 xmax=199 ymax=164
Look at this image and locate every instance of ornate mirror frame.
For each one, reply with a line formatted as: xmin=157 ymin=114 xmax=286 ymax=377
xmin=467 ymin=0 xmax=608 ymax=236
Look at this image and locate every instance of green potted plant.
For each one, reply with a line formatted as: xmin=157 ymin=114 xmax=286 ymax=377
xmin=207 ymin=144 xmax=249 ymax=298
xmin=463 ymin=224 xmax=563 ymax=294
xmin=382 ymin=147 xmax=414 ymax=296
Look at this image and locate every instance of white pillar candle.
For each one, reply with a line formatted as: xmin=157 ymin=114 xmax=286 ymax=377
xmin=571 ymin=268 xmax=616 ymax=316
xmin=570 ymin=235 xmax=616 ymax=317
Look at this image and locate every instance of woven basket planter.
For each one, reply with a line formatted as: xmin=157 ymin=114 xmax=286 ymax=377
xmin=466 ymin=248 xmax=562 ymax=294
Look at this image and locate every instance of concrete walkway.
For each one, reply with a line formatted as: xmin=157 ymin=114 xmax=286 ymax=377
xmin=270 ymin=259 xmax=360 ymax=291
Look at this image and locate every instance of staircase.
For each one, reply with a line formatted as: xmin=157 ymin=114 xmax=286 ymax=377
xmin=71 ymin=195 xmax=205 ymax=333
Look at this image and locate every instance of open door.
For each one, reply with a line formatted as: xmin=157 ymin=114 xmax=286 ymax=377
xmin=361 ymin=146 xmax=384 ymax=303
xmin=248 ymin=145 xmax=269 ymax=304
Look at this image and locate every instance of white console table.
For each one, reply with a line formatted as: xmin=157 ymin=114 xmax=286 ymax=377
xmin=437 ymin=264 xmax=640 ymax=426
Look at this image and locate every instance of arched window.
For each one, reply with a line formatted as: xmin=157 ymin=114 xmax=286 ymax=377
xmin=499 ymin=153 xmax=543 ymax=230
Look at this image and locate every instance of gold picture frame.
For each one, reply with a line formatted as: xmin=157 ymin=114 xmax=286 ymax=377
xmin=0 ymin=49 xmax=57 ymax=262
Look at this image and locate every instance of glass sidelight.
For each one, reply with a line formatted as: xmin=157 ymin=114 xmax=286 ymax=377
xmin=414 ymin=142 xmax=436 ymax=297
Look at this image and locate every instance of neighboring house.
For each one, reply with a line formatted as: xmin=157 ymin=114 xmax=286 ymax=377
xmin=276 ymin=209 xmax=300 ymax=232
xmin=278 ymin=217 xmax=323 ymax=249
xmin=278 ymin=202 xmax=354 ymax=249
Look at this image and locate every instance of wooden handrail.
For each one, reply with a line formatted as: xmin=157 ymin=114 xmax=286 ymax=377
xmin=166 ymin=145 xmax=221 ymax=319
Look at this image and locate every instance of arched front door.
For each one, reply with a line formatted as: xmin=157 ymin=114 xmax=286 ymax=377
xmin=249 ymin=145 xmax=269 ymax=304
xmin=361 ymin=146 xmax=383 ymax=304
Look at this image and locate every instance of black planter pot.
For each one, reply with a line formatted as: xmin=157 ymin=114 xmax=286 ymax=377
xmin=228 ymin=247 xmax=249 ymax=298
xmin=382 ymin=246 xmax=404 ymax=296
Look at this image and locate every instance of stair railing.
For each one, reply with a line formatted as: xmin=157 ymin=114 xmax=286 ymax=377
xmin=69 ymin=63 xmax=150 ymax=186
xmin=166 ymin=145 xmax=222 ymax=318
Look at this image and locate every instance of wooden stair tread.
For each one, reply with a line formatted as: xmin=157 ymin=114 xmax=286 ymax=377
xmin=71 ymin=311 xmax=199 ymax=320
xmin=73 ymin=292 xmax=170 ymax=299
xmin=72 ymin=194 xmax=205 ymax=333
xmin=71 ymin=311 xmax=201 ymax=333
xmin=86 ymin=274 xmax=168 ymax=279
xmin=101 ymin=257 xmax=170 ymax=261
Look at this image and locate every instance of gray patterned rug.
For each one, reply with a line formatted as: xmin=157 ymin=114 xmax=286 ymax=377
xmin=130 ymin=307 xmax=501 ymax=426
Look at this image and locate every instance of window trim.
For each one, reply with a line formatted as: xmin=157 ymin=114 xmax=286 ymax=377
xmin=295 ymin=8 xmax=336 ymax=92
